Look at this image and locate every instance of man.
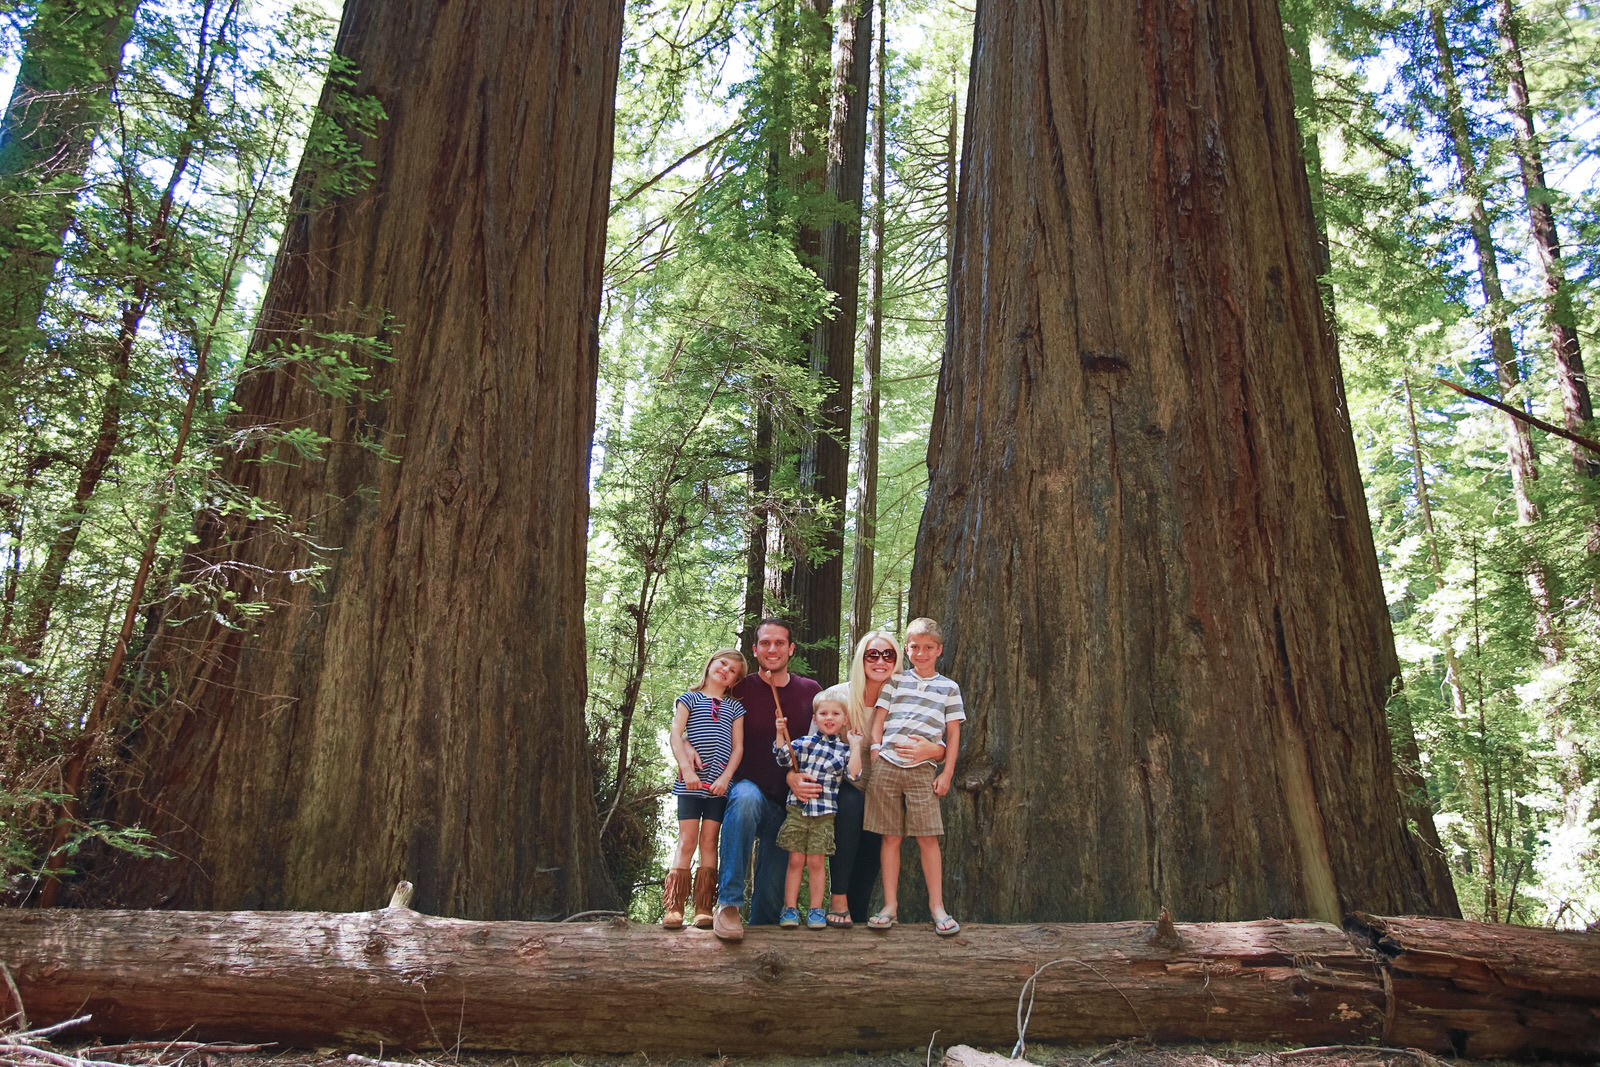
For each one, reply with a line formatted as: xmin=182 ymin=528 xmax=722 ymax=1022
xmin=711 ymin=618 xmax=821 ymax=941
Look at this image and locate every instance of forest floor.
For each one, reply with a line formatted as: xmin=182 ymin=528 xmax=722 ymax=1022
xmin=34 ymin=1040 xmax=1577 ymax=1067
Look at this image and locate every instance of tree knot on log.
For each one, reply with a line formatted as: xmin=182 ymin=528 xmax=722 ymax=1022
xmin=753 ymin=950 xmax=787 ymax=983
xmin=1148 ymin=907 xmax=1183 ymax=950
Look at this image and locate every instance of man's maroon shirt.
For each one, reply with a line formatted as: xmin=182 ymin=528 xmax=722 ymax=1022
xmin=731 ymin=672 xmax=823 ymax=805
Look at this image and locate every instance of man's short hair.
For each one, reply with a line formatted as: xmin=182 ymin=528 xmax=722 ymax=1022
xmin=756 ymin=616 xmax=795 ymax=643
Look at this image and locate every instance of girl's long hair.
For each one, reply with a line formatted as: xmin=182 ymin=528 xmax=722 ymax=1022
xmin=690 ymin=648 xmax=748 ymax=693
xmin=846 ymin=630 xmax=902 ymax=735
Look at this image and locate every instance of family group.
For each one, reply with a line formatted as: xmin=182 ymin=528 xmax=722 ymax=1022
xmin=660 ymin=616 xmax=965 ymax=940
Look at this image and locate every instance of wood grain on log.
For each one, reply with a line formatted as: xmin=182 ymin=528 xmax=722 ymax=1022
xmin=3 ymin=910 xmax=1378 ymax=1054
xmin=1348 ymin=913 xmax=1599 ymax=1059
xmin=1 ymin=910 xmax=1594 ymax=1058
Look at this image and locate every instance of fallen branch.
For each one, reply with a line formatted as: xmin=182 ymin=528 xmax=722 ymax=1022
xmin=83 ymin=1042 xmax=273 ymax=1056
xmin=1436 ymin=377 xmax=1600 ymax=456
xmin=0 ymin=1018 xmax=92 ymax=1045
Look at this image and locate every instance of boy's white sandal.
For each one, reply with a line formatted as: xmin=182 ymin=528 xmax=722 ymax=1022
xmin=867 ymin=910 xmax=896 ymax=930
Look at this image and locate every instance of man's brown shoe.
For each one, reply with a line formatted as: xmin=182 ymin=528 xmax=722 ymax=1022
xmin=713 ymin=904 xmax=744 ymax=942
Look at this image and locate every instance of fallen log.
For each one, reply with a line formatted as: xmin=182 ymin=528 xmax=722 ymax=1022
xmin=0 ymin=908 xmax=1593 ymax=1058
xmin=1347 ymin=912 xmax=1600 ymax=1058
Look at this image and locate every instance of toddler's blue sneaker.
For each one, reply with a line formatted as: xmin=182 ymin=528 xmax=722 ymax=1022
xmin=778 ymin=906 xmax=800 ymax=928
xmin=806 ymin=907 xmax=827 ymax=929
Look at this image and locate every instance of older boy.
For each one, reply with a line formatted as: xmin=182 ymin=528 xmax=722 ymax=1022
xmin=865 ymin=617 xmax=964 ymax=935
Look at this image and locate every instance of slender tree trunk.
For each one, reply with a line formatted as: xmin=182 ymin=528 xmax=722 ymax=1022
xmin=1404 ymin=378 xmax=1468 ymax=725
xmin=744 ymin=2 xmax=804 ymax=652
xmin=0 ymin=0 xmax=140 ymax=408
xmin=910 ymin=0 xmax=1456 ymax=923
xmin=742 ymin=405 xmax=773 ymax=653
xmin=1495 ymin=0 xmax=1596 ymax=483
xmin=85 ymin=0 xmax=624 ymax=921
xmin=1429 ymin=7 xmax=1560 ymax=665
xmin=11 ymin=0 xmax=232 ymax=668
xmin=1493 ymin=10 xmax=1599 ymax=813
xmin=787 ymin=0 xmax=872 ymax=684
xmin=849 ymin=14 xmax=887 ymax=652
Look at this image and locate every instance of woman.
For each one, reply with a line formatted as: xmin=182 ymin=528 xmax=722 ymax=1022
xmin=827 ymin=629 xmax=943 ymax=924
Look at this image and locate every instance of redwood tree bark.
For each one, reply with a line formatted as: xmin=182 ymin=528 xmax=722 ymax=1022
xmin=910 ymin=0 xmax=1456 ymax=923
xmin=86 ymin=0 xmax=623 ymax=920
xmin=788 ymin=0 xmax=873 ymax=685
xmin=849 ymin=14 xmax=887 ymax=652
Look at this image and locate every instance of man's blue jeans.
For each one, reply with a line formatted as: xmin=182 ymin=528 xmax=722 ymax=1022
xmin=717 ymin=779 xmax=788 ymax=924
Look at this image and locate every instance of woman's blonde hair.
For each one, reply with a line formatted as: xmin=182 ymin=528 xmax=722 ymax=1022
xmin=690 ymin=648 xmax=747 ymax=693
xmin=846 ymin=630 xmax=902 ymax=735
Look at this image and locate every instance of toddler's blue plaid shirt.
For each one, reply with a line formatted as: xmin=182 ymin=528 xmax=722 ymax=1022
xmin=774 ymin=733 xmax=852 ymax=816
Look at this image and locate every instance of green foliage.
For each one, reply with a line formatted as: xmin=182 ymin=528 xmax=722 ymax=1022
xmin=0 ymin=0 xmax=384 ymax=896
xmin=591 ymin=0 xmax=839 ymax=900
xmin=1307 ymin=0 xmax=1600 ymax=926
xmin=587 ymin=0 xmax=969 ymax=909
xmin=1 ymin=788 xmax=165 ymax=904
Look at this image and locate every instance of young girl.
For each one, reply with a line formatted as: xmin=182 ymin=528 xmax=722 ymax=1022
xmin=663 ymin=648 xmax=747 ymax=929
xmin=773 ymin=684 xmax=865 ymax=929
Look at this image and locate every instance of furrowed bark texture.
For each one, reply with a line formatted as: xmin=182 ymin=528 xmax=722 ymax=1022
xmin=86 ymin=0 xmax=623 ymax=919
xmin=2 ymin=909 xmax=1593 ymax=1057
xmin=909 ymin=1 xmax=1454 ymax=922
xmin=791 ymin=0 xmax=874 ymax=685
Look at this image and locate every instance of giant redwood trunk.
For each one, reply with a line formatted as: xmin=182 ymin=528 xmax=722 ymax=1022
xmin=84 ymin=1 xmax=623 ymax=920
xmin=909 ymin=1 xmax=1456 ymax=923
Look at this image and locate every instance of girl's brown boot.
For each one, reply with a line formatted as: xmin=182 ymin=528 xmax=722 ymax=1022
xmin=661 ymin=867 xmax=690 ymax=929
xmin=690 ymin=866 xmax=718 ymax=929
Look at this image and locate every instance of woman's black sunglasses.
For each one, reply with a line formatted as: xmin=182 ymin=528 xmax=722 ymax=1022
xmin=863 ymin=649 xmax=897 ymax=662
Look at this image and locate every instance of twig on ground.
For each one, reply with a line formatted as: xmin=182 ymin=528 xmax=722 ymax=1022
xmin=348 ymin=1054 xmax=417 ymax=1067
xmin=0 ymin=963 xmax=26 ymax=1032
xmin=1281 ymin=1046 xmax=1451 ymax=1067
xmin=0 ymin=1017 xmax=92 ymax=1044
xmin=85 ymin=1043 xmax=273 ymax=1056
xmin=926 ymin=1029 xmax=941 ymax=1067
xmin=0 ymin=1045 xmax=126 ymax=1067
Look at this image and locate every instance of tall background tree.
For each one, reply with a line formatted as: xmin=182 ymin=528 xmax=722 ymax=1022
xmin=81 ymin=0 xmax=626 ymax=920
xmin=909 ymin=0 xmax=1457 ymax=923
xmin=0 ymin=0 xmax=139 ymax=409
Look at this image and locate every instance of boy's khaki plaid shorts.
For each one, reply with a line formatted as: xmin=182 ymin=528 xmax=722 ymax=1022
xmin=863 ymin=760 xmax=943 ymax=837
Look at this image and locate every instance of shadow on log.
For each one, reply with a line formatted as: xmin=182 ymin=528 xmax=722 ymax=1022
xmin=0 ymin=909 xmax=1594 ymax=1058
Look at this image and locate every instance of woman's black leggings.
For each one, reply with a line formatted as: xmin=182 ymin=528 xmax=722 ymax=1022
xmin=831 ymin=781 xmax=882 ymax=921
